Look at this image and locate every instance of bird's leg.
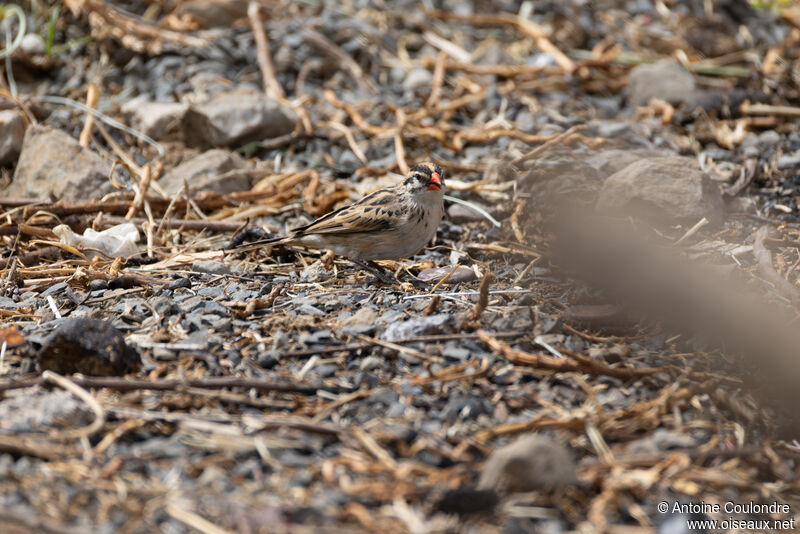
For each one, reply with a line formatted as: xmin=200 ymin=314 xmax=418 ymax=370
xmin=388 ymin=263 xmax=431 ymax=289
xmin=351 ymin=260 xmax=398 ymax=285
xmin=321 ymin=250 xmax=336 ymax=270
xmin=404 ymin=275 xmax=432 ymax=289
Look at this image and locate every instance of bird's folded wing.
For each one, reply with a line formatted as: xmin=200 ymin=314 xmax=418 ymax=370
xmin=291 ymin=203 xmax=393 ymax=236
xmin=291 ymin=187 xmax=400 ymax=236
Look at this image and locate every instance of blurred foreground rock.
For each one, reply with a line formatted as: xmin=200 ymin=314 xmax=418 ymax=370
xmin=553 ymin=214 xmax=800 ymax=437
xmin=596 ymin=156 xmax=724 ymax=224
xmin=478 ymin=433 xmax=577 ymax=492
xmin=0 ymin=390 xmax=93 ymax=433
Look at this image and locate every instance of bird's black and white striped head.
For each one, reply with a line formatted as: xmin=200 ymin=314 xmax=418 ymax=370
xmin=404 ymin=162 xmax=445 ymax=196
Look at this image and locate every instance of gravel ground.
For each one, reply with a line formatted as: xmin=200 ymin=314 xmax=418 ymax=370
xmin=1 ymin=1 xmax=800 ymax=532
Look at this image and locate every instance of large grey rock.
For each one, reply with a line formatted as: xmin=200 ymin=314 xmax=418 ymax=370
xmin=122 ymin=99 xmax=189 ymax=140
xmin=182 ymin=90 xmax=297 ymax=149
xmin=8 ymin=125 xmax=113 ymax=200
xmin=0 ymin=110 xmax=25 ymax=166
xmin=626 ymin=59 xmax=695 ymax=107
xmin=478 ymin=434 xmax=577 ymax=492
xmin=159 ymin=149 xmax=250 ymax=195
xmin=596 ymin=156 xmax=724 ymax=224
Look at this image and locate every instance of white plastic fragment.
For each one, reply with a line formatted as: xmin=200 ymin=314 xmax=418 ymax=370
xmin=46 ymin=295 xmax=61 ymax=319
xmin=53 ymin=223 xmax=140 ymax=258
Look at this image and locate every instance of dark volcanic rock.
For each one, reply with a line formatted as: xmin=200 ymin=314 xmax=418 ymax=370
xmin=435 ymin=487 xmax=500 ymax=516
xmin=38 ymin=318 xmax=140 ymax=376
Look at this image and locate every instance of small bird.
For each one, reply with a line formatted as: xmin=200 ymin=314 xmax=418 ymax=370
xmin=248 ymin=162 xmax=445 ymax=281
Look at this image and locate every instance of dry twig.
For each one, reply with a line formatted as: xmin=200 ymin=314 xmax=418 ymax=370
xmin=78 ymin=82 xmax=99 ymax=147
xmin=248 ymin=2 xmax=286 ymax=100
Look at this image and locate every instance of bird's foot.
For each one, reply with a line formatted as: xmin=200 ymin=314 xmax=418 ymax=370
xmin=351 ymin=260 xmax=399 ymax=285
xmin=403 ymin=277 xmax=431 ymax=289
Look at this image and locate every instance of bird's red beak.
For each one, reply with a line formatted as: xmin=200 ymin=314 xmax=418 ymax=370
xmin=428 ymin=172 xmax=442 ymax=191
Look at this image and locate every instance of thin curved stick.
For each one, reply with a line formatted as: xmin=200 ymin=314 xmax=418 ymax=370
xmin=42 ymin=370 xmax=106 ymax=439
xmin=0 ymin=5 xmax=25 ymax=60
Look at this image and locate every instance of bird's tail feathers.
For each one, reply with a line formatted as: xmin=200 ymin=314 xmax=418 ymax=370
xmin=226 ymin=235 xmax=294 ymax=253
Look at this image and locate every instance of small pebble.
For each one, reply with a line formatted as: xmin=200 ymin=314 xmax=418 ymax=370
xmin=417 ymin=266 xmax=477 ymax=284
xmin=151 ymin=346 xmax=177 ymax=361
xmin=167 ymin=277 xmax=192 ymax=290
xmin=403 ymin=67 xmax=433 ymax=90
xmin=300 ymin=262 xmax=328 ymax=283
xmin=354 ymin=371 xmax=379 ymax=388
xmin=20 ymin=33 xmax=46 ymax=55
xmin=42 ymin=282 xmax=68 ymax=296
xmin=257 ymin=350 xmax=280 ymax=369
xmin=198 ymin=286 xmax=224 ymax=298
xmin=191 ymin=260 xmax=231 ymax=275
xmin=108 ymin=276 xmax=136 ymax=290
xmin=314 ymin=363 xmax=338 ymax=378
xmin=382 ymin=314 xmax=450 ymax=341
xmin=359 ymin=356 xmax=383 ymax=371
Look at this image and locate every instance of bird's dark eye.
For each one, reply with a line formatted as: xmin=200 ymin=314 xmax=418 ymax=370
xmin=414 ymin=174 xmax=426 ymax=182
